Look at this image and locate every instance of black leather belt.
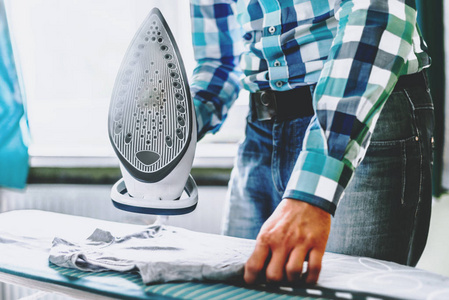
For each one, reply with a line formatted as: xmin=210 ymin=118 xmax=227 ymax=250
xmin=250 ymin=85 xmax=314 ymax=121
xmin=250 ymin=71 xmax=427 ymax=122
xmin=394 ymin=70 xmax=427 ymax=90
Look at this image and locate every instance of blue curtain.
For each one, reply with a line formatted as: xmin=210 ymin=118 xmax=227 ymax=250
xmin=0 ymin=0 xmax=30 ymax=189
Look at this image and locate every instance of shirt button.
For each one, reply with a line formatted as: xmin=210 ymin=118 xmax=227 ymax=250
xmin=274 ymin=60 xmax=281 ymax=67
xmin=268 ymin=26 xmax=276 ymax=34
xmin=275 ymin=81 xmax=283 ymax=88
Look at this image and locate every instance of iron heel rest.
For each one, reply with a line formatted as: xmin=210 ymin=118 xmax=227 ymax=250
xmin=108 ymin=8 xmax=198 ymax=215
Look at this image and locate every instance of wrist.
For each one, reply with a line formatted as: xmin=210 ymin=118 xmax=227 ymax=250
xmin=282 ymin=193 xmax=335 ymax=216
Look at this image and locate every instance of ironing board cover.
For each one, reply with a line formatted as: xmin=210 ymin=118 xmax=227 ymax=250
xmin=1 ymin=210 xmax=449 ymax=300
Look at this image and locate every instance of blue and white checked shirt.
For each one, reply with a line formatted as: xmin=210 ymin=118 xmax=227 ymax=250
xmin=189 ymin=0 xmax=430 ymax=215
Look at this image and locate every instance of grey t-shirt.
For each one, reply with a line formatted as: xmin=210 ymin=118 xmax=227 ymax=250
xmin=49 ymin=224 xmax=256 ymax=284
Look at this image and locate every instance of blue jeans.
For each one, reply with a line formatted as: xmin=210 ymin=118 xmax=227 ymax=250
xmin=222 ymin=76 xmax=434 ymax=266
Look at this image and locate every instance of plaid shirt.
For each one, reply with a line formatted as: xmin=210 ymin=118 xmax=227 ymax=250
xmin=190 ymin=0 xmax=430 ymax=215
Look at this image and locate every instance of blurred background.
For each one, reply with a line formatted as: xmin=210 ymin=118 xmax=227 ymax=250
xmin=0 ymin=0 xmax=448 ymax=298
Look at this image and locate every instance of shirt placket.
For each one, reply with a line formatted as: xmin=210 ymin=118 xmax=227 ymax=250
xmin=258 ymin=0 xmax=288 ymax=90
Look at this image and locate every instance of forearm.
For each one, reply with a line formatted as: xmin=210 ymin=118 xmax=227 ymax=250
xmin=190 ymin=0 xmax=244 ymax=139
xmin=191 ymin=59 xmax=242 ymax=139
xmin=284 ymin=0 xmax=425 ymax=213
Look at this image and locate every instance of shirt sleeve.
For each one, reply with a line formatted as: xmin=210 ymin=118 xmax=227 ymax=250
xmin=190 ymin=0 xmax=244 ymax=140
xmin=283 ymin=0 xmax=426 ymax=215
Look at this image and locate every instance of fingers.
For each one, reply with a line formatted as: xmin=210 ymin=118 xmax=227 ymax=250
xmin=243 ymin=200 xmax=330 ymax=286
xmin=285 ymin=246 xmax=307 ymax=282
xmin=304 ymin=249 xmax=324 ymax=284
xmin=244 ymin=242 xmax=270 ymax=284
xmin=266 ymin=248 xmax=288 ymax=282
xmin=245 ymin=242 xmax=324 ymax=285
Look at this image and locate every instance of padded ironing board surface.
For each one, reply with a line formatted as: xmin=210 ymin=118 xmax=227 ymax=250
xmin=0 ymin=210 xmax=448 ymax=300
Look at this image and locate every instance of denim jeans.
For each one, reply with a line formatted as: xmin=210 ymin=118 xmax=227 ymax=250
xmin=222 ymin=75 xmax=434 ymax=266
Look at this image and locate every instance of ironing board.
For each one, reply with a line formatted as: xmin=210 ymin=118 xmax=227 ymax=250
xmin=1 ymin=210 xmax=448 ymax=300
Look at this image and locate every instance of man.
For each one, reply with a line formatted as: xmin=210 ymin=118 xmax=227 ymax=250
xmin=189 ymin=0 xmax=434 ymax=284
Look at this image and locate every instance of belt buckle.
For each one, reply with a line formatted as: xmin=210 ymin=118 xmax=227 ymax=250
xmin=255 ymin=91 xmax=277 ymax=121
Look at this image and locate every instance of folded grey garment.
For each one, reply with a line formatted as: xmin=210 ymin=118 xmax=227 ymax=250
xmin=49 ymin=225 xmax=256 ymax=284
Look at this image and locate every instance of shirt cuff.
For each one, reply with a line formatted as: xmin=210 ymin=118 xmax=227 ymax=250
xmin=193 ymin=97 xmax=220 ymax=141
xmin=282 ymin=151 xmax=354 ymax=216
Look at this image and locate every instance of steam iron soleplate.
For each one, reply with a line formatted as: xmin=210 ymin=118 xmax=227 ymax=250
xmin=108 ymin=8 xmax=198 ymax=215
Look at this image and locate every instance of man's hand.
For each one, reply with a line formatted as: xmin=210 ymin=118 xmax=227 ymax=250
xmin=244 ymin=199 xmax=331 ymax=285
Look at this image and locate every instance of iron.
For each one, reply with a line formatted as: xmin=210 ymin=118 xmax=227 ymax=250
xmin=108 ymin=8 xmax=198 ymax=215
